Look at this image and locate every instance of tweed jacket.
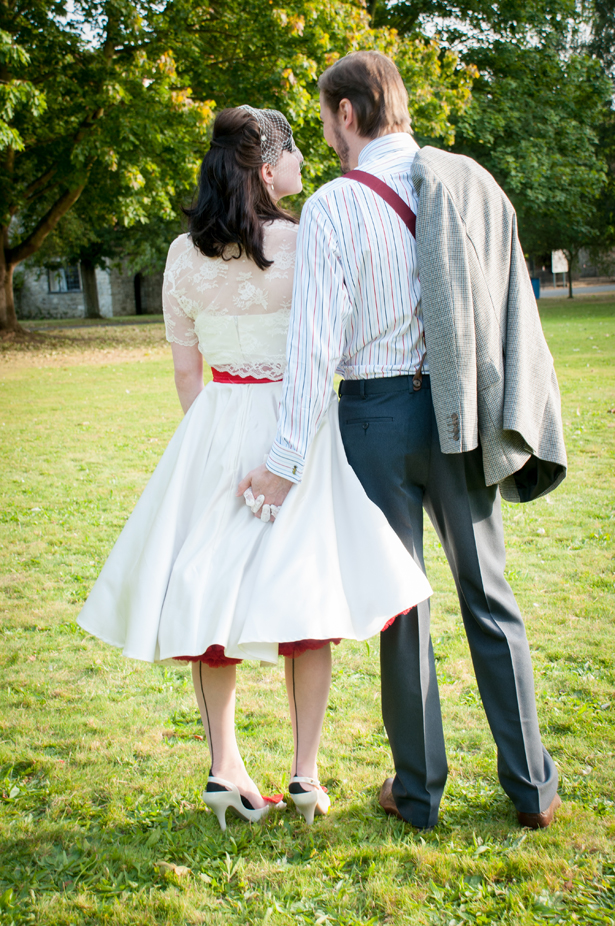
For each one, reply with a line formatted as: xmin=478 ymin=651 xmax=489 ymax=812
xmin=411 ymin=146 xmax=567 ymax=502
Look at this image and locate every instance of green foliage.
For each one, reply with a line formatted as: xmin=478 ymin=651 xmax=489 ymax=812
xmin=376 ymin=0 xmax=615 ymax=266
xmin=0 ymin=30 xmax=46 ymax=151
xmin=372 ymin=0 xmax=577 ymax=47
xmin=0 ymin=0 xmax=474 ymax=325
xmin=452 ymin=40 xmax=613 ymax=260
xmin=0 ymin=1 xmax=215 ymax=247
xmin=165 ymin=0 xmax=474 ymax=193
xmin=588 ymin=0 xmax=615 ymax=77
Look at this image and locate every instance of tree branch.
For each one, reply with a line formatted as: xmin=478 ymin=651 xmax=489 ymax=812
xmin=73 ymin=106 xmax=104 ymax=146
xmin=19 ymin=102 xmax=106 ymax=155
xmin=10 ymin=105 xmax=105 ymax=215
xmin=3 ymin=146 xmax=15 ymax=175
xmin=23 ymin=167 xmax=57 ymax=202
xmin=6 ymin=184 xmax=87 ymax=265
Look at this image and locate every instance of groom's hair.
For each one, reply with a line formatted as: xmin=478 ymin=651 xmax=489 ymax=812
xmin=318 ymin=51 xmax=411 ymax=138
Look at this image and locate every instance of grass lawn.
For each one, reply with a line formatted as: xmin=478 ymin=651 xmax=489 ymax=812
xmin=0 ymin=297 xmax=614 ymax=925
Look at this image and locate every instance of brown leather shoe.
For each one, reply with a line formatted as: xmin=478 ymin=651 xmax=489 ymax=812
xmin=517 ymin=793 xmax=562 ymax=829
xmin=379 ymin=777 xmax=403 ymax=820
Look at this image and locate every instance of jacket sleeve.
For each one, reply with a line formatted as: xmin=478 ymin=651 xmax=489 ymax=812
xmin=502 ymin=213 xmax=567 ymax=472
xmin=413 ymin=146 xmax=567 ymax=497
xmin=411 ymin=155 xmax=479 ymax=455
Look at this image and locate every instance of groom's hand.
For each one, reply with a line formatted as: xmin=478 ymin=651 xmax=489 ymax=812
xmin=237 ymin=464 xmax=293 ymax=517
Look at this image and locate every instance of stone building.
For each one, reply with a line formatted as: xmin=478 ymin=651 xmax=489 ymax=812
xmin=15 ymin=261 xmax=163 ymax=320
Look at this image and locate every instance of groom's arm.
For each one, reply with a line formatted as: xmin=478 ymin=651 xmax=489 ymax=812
xmin=237 ymin=195 xmax=350 ymax=507
xmin=267 ymin=199 xmax=349 ymax=481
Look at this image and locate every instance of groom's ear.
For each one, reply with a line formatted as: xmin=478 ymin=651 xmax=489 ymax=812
xmin=338 ymin=99 xmax=356 ymax=130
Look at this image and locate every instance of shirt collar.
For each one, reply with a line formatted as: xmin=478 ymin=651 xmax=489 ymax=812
xmin=358 ymin=133 xmax=420 ymax=168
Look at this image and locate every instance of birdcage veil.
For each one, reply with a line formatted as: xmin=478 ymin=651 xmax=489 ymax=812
xmin=239 ymin=105 xmax=297 ymax=166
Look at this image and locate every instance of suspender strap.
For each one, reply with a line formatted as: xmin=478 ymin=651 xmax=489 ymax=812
xmin=345 ymin=169 xmax=416 ymax=239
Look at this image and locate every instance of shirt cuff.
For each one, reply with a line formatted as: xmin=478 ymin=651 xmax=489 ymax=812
xmin=266 ymin=441 xmax=305 ymax=484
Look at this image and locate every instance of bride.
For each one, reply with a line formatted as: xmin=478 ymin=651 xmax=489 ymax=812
xmin=78 ymin=105 xmax=432 ymax=831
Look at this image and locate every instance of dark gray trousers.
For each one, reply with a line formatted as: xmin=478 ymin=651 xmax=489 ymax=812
xmin=339 ymin=375 xmax=558 ymax=829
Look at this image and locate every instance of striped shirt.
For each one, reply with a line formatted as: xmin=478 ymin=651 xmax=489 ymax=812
xmin=267 ymin=132 xmax=425 ymax=483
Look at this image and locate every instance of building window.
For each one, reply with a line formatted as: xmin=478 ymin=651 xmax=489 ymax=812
xmin=48 ymin=265 xmax=82 ymax=293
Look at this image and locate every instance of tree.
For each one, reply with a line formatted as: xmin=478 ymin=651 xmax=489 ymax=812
xmin=165 ymin=0 xmax=475 ymax=191
xmin=583 ymin=0 xmax=615 ymax=276
xmin=450 ymin=41 xmax=612 ymax=296
xmin=5 ymin=0 xmax=475 ymax=328
xmin=371 ymin=0 xmax=576 ymax=49
xmin=0 ymin=1 xmax=214 ymax=333
xmin=374 ymin=0 xmax=613 ymax=296
xmin=587 ymin=0 xmax=615 ymax=78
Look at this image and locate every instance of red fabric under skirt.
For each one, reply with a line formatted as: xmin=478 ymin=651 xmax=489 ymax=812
xmin=211 ymin=368 xmax=283 ymax=384
xmin=176 ymin=638 xmax=342 ymax=667
xmin=174 ymin=609 xmax=416 ymax=667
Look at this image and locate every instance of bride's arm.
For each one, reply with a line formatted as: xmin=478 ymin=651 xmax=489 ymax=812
xmin=171 ymin=342 xmax=203 ymax=414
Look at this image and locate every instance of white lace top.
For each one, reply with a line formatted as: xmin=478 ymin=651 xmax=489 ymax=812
xmin=162 ymin=220 xmax=298 ymax=380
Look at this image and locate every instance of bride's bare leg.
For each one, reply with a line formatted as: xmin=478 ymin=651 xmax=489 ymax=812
xmin=285 ymin=645 xmax=332 ymax=789
xmin=191 ymin=661 xmax=266 ymax=809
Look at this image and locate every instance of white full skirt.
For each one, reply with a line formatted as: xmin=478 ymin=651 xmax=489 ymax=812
xmin=78 ymin=382 xmax=432 ymax=664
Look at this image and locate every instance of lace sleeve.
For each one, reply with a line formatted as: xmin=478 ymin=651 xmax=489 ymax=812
xmin=263 ymin=221 xmax=299 ymax=280
xmin=163 ymin=235 xmax=199 ymax=347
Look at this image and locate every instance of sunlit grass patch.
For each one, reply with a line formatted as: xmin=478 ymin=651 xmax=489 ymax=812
xmin=1 ymin=301 xmax=614 ymax=924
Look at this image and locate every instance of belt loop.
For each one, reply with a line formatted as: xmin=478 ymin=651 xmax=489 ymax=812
xmin=359 ymin=380 xmax=365 ymax=398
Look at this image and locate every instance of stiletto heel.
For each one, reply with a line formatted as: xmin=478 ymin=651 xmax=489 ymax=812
xmin=289 ymin=776 xmax=330 ymax=825
xmin=202 ymin=776 xmax=285 ymax=832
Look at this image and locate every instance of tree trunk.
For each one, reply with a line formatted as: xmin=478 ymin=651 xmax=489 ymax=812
xmin=0 ymin=236 xmax=23 ymax=333
xmin=1 ymin=183 xmax=87 ymax=333
xmin=81 ymin=259 xmax=102 ymax=318
xmin=565 ymin=250 xmax=574 ymax=299
xmin=134 ymin=272 xmax=143 ymax=315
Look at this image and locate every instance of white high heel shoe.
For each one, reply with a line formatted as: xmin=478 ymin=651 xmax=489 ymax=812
xmin=202 ymin=776 xmax=286 ymax=832
xmin=288 ymin=776 xmax=331 ymax=825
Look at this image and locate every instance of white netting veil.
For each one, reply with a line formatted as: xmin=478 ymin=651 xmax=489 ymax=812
xmin=239 ymin=105 xmax=298 ymax=166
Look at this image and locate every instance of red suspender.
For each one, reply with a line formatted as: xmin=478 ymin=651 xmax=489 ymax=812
xmin=345 ymin=169 xmax=416 ymax=239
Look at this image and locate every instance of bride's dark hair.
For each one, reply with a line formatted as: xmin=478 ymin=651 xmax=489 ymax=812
xmin=184 ymin=107 xmax=298 ymax=271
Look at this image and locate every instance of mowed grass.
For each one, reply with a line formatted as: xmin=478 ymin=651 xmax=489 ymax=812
xmin=0 ymin=298 xmax=614 ymax=926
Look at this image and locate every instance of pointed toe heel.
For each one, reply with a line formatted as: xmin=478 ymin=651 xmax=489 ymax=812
xmin=289 ymin=776 xmax=330 ymax=825
xmin=202 ymin=776 xmax=285 ymax=832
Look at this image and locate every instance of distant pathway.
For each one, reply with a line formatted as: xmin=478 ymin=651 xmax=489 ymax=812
xmin=541 ymin=284 xmax=615 ymax=298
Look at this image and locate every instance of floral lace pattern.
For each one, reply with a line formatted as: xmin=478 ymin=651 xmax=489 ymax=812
xmin=194 ymin=311 xmax=291 ymax=379
xmin=163 ymin=222 xmax=298 ymax=372
xmin=232 ymin=273 xmax=269 ymax=313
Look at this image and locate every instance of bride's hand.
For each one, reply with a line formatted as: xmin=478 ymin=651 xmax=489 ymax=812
xmin=237 ymin=464 xmax=293 ymax=519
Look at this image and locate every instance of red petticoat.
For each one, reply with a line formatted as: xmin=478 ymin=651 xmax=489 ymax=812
xmin=211 ymin=368 xmax=283 ymax=385
xmin=174 ymin=608 xmax=418 ymax=668
xmin=178 ymin=645 xmax=243 ymax=668
xmin=176 ymin=638 xmax=341 ymax=668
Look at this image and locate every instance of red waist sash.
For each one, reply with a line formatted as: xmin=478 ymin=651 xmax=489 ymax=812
xmin=211 ymin=368 xmax=283 ymax=384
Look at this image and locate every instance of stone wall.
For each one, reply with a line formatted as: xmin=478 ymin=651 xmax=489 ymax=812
xmin=109 ymin=268 xmax=136 ymax=316
xmin=16 ymin=261 xmax=163 ymax=320
xmin=16 ymin=266 xmax=86 ymax=320
xmin=140 ymin=272 xmax=163 ymax=314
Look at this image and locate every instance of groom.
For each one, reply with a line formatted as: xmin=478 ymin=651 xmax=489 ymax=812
xmin=241 ymin=50 xmax=566 ymax=830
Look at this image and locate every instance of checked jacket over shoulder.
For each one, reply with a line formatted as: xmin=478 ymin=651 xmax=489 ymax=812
xmin=411 ymin=146 xmax=567 ymax=501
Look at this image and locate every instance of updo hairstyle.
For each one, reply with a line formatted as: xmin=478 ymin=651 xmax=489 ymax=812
xmin=184 ymin=107 xmax=298 ymax=271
